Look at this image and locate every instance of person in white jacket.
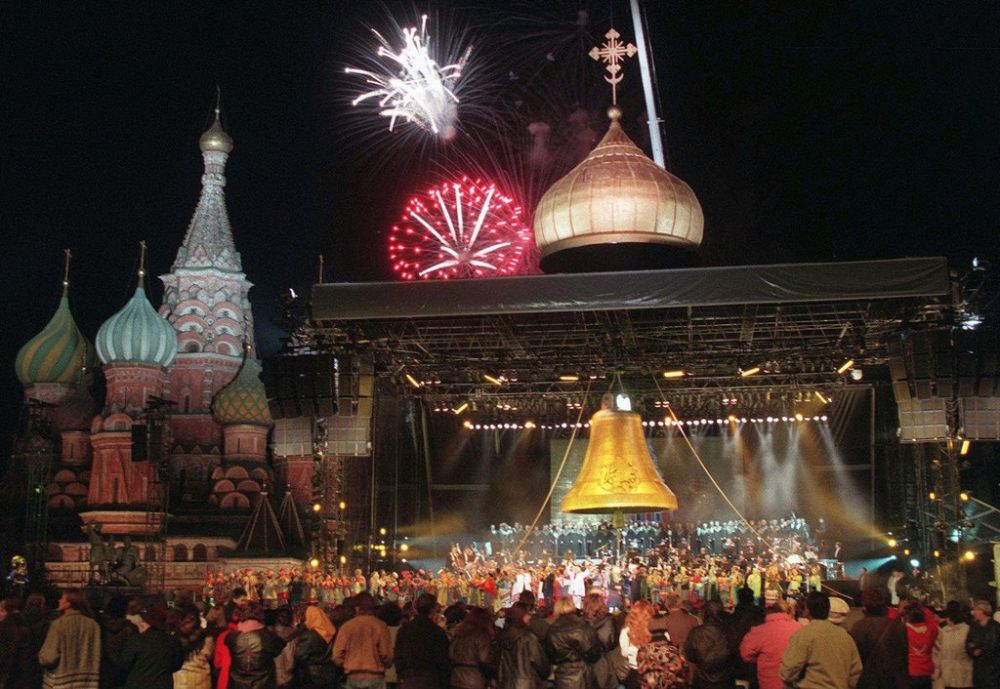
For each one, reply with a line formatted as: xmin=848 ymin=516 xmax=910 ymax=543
xmin=932 ymin=601 xmax=973 ymax=689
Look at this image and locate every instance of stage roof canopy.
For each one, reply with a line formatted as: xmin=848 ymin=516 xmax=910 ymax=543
xmin=308 ymin=257 xmax=954 ymax=419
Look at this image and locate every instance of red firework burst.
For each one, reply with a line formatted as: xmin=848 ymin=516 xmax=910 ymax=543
xmin=389 ymin=176 xmax=533 ymax=280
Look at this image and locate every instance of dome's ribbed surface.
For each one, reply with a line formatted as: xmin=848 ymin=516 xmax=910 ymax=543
xmin=15 ymin=296 xmax=94 ymax=386
xmin=96 ymin=287 xmax=177 ymax=367
xmin=533 ymin=108 xmax=704 ymax=260
xmin=212 ymin=355 xmax=271 ymax=426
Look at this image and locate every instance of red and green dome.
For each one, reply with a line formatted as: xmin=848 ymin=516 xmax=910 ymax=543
xmin=15 ymin=295 xmax=94 ymax=386
xmin=212 ymin=354 xmax=271 ymax=426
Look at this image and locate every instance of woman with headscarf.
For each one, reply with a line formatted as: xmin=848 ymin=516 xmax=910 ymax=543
xmin=293 ymin=606 xmax=339 ymax=689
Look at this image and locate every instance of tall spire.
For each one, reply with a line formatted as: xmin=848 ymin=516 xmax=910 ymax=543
xmin=172 ymin=97 xmax=241 ymax=273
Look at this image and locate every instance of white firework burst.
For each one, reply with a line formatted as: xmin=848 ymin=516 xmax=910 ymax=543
xmin=345 ymin=15 xmax=471 ymax=142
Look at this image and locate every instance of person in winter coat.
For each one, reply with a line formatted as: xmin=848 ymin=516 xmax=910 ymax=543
xmin=932 ymin=601 xmax=973 ymax=689
xmin=901 ymin=600 xmax=937 ymax=689
xmin=492 ymin=602 xmax=549 ymax=689
xmin=779 ymin=592 xmax=862 ymax=689
xmin=849 ymin=590 xmax=908 ymax=689
xmin=544 ymin=597 xmax=603 ymax=689
xmin=448 ymin=606 xmax=495 ymax=689
xmin=38 ymin=589 xmax=102 ymax=689
xmin=97 ymin=596 xmax=137 ymax=689
xmin=582 ymin=593 xmax=621 ymax=689
xmin=293 ymin=606 xmax=339 ymax=689
xmin=395 ymin=593 xmax=451 ymax=689
xmin=117 ymin=605 xmax=184 ymax=689
xmin=966 ymin=600 xmax=1000 ymax=689
xmin=739 ymin=597 xmax=802 ymax=689
xmin=224 ymin=604 xmax=287 ymax=689
xmin=684 ymin=600 xmax=737 ymax=689
xmin=0 ymin=597 xmax=33 ymax=689
xmin=172 ymin=606 xmax=214 ymax=689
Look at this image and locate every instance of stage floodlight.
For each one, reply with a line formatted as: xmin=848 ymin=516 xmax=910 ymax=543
xmin=837 ymin=359 xmax=854 ymax=374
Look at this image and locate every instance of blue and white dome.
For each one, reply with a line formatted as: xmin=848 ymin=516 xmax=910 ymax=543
xmin=96 ymin=286 xmax=177 ymax=368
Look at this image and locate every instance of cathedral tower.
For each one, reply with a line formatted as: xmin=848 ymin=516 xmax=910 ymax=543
xmin=159 ymin=104 xmax=255 ymax=502
xmin=84 ymin=245 xmax=177 ymax=534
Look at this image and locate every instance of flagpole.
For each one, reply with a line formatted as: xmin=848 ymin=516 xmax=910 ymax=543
xmin=629 ymin=0 xmax=666 ymax=168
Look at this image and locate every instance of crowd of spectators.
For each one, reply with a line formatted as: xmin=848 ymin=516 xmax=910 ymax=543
xmin=1 ymin=578 xmax=998 ymax=689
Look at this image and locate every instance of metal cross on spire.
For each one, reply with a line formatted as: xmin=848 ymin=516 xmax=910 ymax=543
xmin=589 ymin=28 xmax=638 ymax=105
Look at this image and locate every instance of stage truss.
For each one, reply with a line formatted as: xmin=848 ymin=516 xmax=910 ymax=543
xmin=307 ymin=259 xmax=955 ymax=422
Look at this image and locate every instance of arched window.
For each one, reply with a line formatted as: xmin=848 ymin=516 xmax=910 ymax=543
xmin=192 ymin=544 xmax=208 ymax=561
xmin=173 ymin=544 xmax=188 ymax=562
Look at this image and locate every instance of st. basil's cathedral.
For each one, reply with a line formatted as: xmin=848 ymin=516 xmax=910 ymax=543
xmin=12 ymin=111 xmax=316 ymax=591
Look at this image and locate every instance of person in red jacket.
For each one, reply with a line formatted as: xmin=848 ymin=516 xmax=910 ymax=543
xmin=902 ymin=600 xmax=938 ymax=689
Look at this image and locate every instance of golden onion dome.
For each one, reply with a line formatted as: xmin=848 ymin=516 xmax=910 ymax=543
xmin=199 ymin=111 xmax=233 ymax=154
xmin=533 ymin=106 xmax=703 ymax=264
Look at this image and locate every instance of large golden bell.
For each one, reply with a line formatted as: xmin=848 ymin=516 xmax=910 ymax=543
xmin=562 ymin=408 xmax=678 ymax=514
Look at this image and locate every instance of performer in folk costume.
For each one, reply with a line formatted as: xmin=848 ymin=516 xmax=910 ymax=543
xmin=747 ymin=567 xmax=763 ymax=605
xmin=262 ymin=571 xmax=278 ymax=608
xmin=808 ymin=563 xmax=823 ymax=592
xmin=276 ymin=568 xmax=290 ymax=605
xmin=764 ymin=562 xmax=782 ymax=593
xmin=787 ymin=567 xmax=803 ymax=596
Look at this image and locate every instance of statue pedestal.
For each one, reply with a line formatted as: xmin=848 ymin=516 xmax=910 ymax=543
xmin=84 ymin=584 xmax=144 ymax=612
xmin=80 ymin=510 xmax=166 ymax=535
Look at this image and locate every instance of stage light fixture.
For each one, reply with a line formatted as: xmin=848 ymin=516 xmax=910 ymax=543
xmin=379 ymin=527 xmax=387 ymax=536
xmin=483 ymin=373 xmax=503 ymax=385
xmin=837 ymin=359 xmax=854 ymax=374
xmin=903 ymin=548 xmax=910 ymax=556
xmin=795 ymin=413 xmax=804 ymax=421
xmin=850 ymin=368 xmax=864 ymax=381
xmin=963 ymin=550 xmax=975 ymax=561
xmin=929 ymin=492 xmax=936 ymax=500
xmin=820 ymin=415 xmax=828 ymax=421
xmin=740 ymin=366 xmax=760 ymax=377
xmin=463 ymin=420 xmax=473 ymax=429
xmin=662 ymin=370 xmax=685 ymax=379
xmin=524 ymin=420 xmax=536 ymax=429
xmin=960 ymin=491 xmax=970 ymax=502
xmin=309 ymin=558 xmax=320 ymax=568
xmin=815 ymin=391 xmax=829 ymax=404
xmin=399 ymin=543 xmax=409 ymax=552
xmin=405 ymin=373 xmax=422 ymax=389
xmin=960 ymin=439 xmax=971 ymax=455
xmin=339 ymin=500 xmax=347 ymax=510
xmin=933 ymin=550 xmax=940 ymax=557
xmin=909 ymin=559 xmax=920 ymax=568
xmin=312 ymin=502 xmax=322 ymax=513
xmin=888 ymin=538 xmax=897 ymax=548
xmin=453 ymin=402 xmax=469 ymax=415
xmin=559 ymin=373 xmax=580 ymax=382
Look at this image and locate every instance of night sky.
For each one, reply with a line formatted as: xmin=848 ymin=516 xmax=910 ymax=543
xmin=2 ymin=2 xmax=997 ymax=455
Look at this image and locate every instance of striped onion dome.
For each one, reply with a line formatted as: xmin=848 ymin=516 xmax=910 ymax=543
xmin=15 ymin=295 xmax=94 ymax=386
xmin=212 ymin=354 xmax=271 ymax=426
xmin=96 ymin=286 xmax=177 ymax=368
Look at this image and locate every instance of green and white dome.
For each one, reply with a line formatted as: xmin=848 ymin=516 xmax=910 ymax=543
xmin=96 ymin=286 xmax=177 ymax=368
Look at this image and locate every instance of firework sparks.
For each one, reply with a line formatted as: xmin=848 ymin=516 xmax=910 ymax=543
xmin=389 ymin=177 xmax=533 ymax=280
xmin=345 ymin=15 xmax=471 ymax=142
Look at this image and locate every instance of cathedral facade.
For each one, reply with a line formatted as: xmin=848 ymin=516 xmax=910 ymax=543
xmin=13 ymin=112 xmax=314 ymax=591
